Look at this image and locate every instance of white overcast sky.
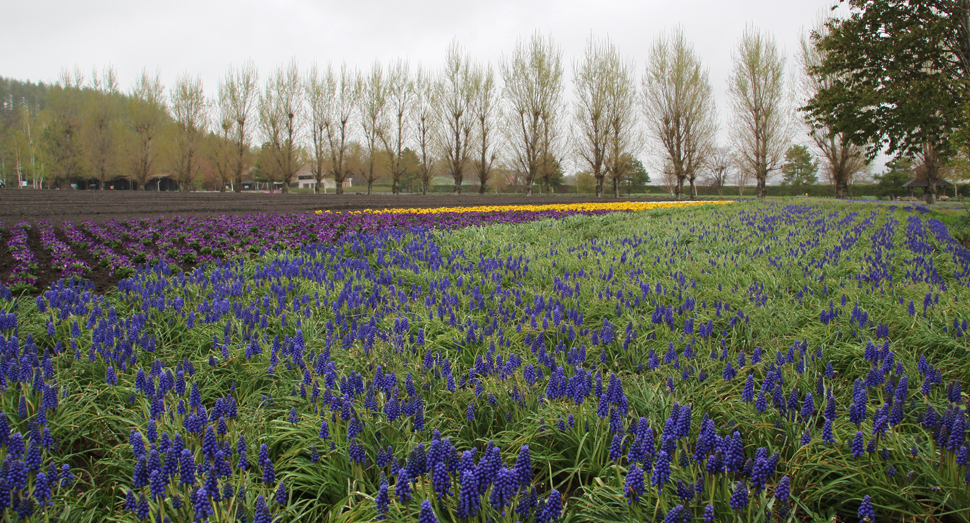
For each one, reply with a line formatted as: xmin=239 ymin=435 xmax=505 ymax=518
xmin=3 ymin=0 xmax=877 ymax=175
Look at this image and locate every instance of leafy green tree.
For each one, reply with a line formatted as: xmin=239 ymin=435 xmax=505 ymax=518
xmin=399 ymin=147 xmax=422 ymax=192
xmin=621 ymin=157 xmax=651 ymax=195
xmin=251 ymin=141 xmax=274 ymax=187
xmin=125 ymin=70 xmax=166 ymax=190
xmin=781 ymin=145 xmax=818 ymax=190
xmin=1 ymin=76 xmax=49 ymax=187
xmin=83 ymin=67 xmax=122 ymax=190
xmin=537 ymin=152 xmax=564 ymax=194
xmin=575 ymin=171 xmax=596 ymax=193
xmin=804 ymin=0 xmax=969 ymax=203
xmin=170 ymin=73 xmax=208 ymax=191
xmin=42 ymin=71 xmax=86 ymax=188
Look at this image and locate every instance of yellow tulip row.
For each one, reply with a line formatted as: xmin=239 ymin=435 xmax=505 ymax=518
xmin=315 ymin=200 xmax=731 ymax=215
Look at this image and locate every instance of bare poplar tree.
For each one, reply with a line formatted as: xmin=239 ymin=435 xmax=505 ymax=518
xmin=310 ymin=64 xmax=359 ymax=194
xmin=470 ymin=62 xmax=498 ymax=194
xmin=217 ymin=61 xmax=259 ymax=192
xmin=799 ymin=24 xmax=867 ymax=199
xmin=126 ymin=69 xmax=166 ymax=190
xmin=728 ymin=25 xmax=790 ymax=200
xmin=573 ymin=36 xmax=612 ymax=197
xmin=359 ymin=62 xmax=388 ymax=195
xmin=306 ymin=64 xmax=330 ymax=193
xmin=501 ymin=32 xmax=565 ymax=197
xmin=170 ymin=72 xmax=208 ymax=191
xmin=441 ymin=41 xmax=475 ymax=194
xmin=641 ymin=27 xmax=717 ymax=199
xmin=412 ymin=66 xmax=440 ymax=195
xmin=381 ymin=59 xmax=414 ymax=194
xmin=212 ymin=109 xmax=234 ymax=192
xmin=259 ymin=60 xmax=303 ymax=193
xmin=604 ymin=46 xmax=639 ymax=198
xmin=84 ymin=66 xmax=120 ymax=190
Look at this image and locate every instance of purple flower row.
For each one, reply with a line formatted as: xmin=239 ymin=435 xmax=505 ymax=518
xmin=62 ymin=222 xmax=135 ymax=277
xmin=35 ymin=221 xmax=89 ymax=280
xmin=4 ymin=223 xmax=38 ymax=290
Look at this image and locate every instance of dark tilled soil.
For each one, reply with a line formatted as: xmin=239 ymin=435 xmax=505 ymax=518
xmin=0 ymin=189 xmax=664 ymax=225
xmin=0 ymin=189 xmax=669 ymax=295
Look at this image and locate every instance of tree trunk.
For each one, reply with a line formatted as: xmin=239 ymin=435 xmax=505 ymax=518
xmin=367 ymin=181 xmax=373 ymax=195
xmin=834 ymin=177 xmax=848 ymax=199
xmin=479 ymin=183 xmax=486 ymax=195
xmin=757 ymin=175 xmax=767 ymax=200
xmin=454 ymin=183 xmax=461 ymax=195
xmin=526 ymin=183 xmax=533 ymax=196
xmin=613 ymin=178 xmax=620 ymax=198
xmin=392 ymin=179 xmax=399 ymax=195
xmin=689 ymin=179 xmax=696 ymax=199
xmin=595 ymin=177 xmax=603 ymax=197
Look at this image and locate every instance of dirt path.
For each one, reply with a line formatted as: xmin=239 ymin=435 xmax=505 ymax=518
xmin=0 ymin=190 xmax=667 ymax=225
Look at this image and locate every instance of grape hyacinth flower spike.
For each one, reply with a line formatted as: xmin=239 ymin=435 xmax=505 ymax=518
xmin=858 ymin=495 xmax=875 ymax=522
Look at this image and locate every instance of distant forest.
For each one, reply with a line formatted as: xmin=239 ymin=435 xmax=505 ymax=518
xmin=0 ymin=73 xmax=245 ymax=192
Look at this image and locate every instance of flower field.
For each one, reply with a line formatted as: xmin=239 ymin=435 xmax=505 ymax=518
xmin=0 ymin=200 xmax=969 ymax=522
xmin=3 ymin=202 xmax=716 ymax=295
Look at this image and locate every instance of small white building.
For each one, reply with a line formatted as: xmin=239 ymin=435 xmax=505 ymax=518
xmin=292 ymin=164 xmax=352 ymax=191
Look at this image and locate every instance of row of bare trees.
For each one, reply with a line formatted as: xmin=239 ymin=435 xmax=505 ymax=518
xmin=5 ymin=25 xmax=868 ymax=197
